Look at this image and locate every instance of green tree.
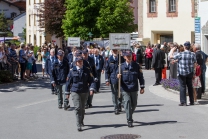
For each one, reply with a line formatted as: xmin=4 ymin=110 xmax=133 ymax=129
xmin=22 ymin=27 xmax=26 ymax=42
xmin=96 ymin=0 xmax=136 ymax=37
xmin=62 ymin=0 xmax=101 ymax=40
xmin=0 ymin=13 xmax=8 ymax=33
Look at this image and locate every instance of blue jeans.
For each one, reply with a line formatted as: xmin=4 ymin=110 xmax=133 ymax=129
xmin=178 ymin=73 xmax=194 ymax=104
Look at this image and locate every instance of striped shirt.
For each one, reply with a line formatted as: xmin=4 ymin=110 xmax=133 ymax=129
xmin=174 ymin=50 xmax=196 ymax=76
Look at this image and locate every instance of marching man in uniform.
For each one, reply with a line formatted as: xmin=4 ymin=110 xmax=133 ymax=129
xmin=117 ymin=50 xmax=145 ymax=127
xmin=65 ymin=56 xmax=93 ymax=132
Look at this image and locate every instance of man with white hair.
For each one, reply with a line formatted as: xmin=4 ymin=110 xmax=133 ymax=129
xmin=46 ymin=48 xmax=57 ymax=95
xmin=193 ymin=44 xmax=208 ymax=97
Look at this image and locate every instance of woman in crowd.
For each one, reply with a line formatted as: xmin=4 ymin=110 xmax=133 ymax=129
xmin=41 ymin=47 xmax=49 ymax=79
xmin=193 ymin=63 xmax=201 ymax=104
xmin=0 ymin=45 xmax=5 ymax=70
xmin=168 ymin=43 xmax=178 ymax=79
xmin=161 ymin=45 xmax=167 ymax=79
xmin=19 ymin=44 xmax=27 ymax=81
xmin=145 ymin=43 xmax=153 ymax=70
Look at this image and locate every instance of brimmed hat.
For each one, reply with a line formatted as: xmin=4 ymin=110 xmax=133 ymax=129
xmin=57 ymin=50 xmax=64 ymax=56
xmin=82 ymin=49 xmax=88 ymax=54
xmin=75 ymin=57 xmax=83 ymax=62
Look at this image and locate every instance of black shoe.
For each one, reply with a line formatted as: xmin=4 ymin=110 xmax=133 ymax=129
xmin=81 ymin=122 xmax=84 ymax=127
xmin=58 ymin=105 xmax=62 ymax=109
xmin=89 ymin=104 xmax=92 ymax=108
xmin=51 ymin=92 xmax=55 ymax=95
xmin=127 ymin=122 xmax=134 ymax=128
xmin=189 ymin=103 xmax=194 ymax=106
xmin=64 ymin=104 xmax=70 ymax=110
xmin=77 ymin=127 xmax=82 ymax=132
xmin=115 ymin=109 xmax=119 ymax=115
xmin=178 ymin=103 xmax=187 ymax=106
xmin=85 ymin=105 xmax=89 ymax=109
xmin=118 ymin=104 xmax=122 ymax=112
xmin=153 ymin=83 xmax=160 ymax=86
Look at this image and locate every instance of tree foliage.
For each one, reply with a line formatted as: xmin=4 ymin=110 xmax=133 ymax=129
xmin=36 ymin=0 xmax=66 ymax=37
xmin=62 ymin=0 xmax=101 ymax=40
xmin=0 ymin=13 xmax=9 ymax=35
xmin=62 ymin=0 xmax=135 ymax=39
xmin=96 ymin=0 xmax=136 ymax=38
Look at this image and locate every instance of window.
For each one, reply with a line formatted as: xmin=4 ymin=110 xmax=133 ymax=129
xmin=29 ymin=0 xmax=30 ymax=5
xmin=150 ymin=0 xmax=156 ymax=13
xmin=34 ymin=15 xmax=36 ymax=26
xmin=147 ymin=0 xmax=158 ymax=18
xmin=11 ymin=12 xmax=17 ymax=18
xmin=29 ymin=15 xmax=31 ymax=26
xmin=169 ymin=0 xmax=176 ymax=12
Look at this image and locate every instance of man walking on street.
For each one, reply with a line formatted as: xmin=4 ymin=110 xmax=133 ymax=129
xmin=169 ymin=41 xmax=196 ymax=106
xmin=117 ymin=50 xmax=145 ymax=127
xmin=46 ymin=49 xmax=57 ymax=95
xmin=94 ymin=48 xmax=104 ymax=92
xmin=105 ymin=49 xmax=123 ymax=115
xmin=51 ymin=50 xmax=69 ymax=109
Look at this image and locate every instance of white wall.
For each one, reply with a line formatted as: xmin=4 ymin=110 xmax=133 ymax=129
xmin=26 ymin=0 xmax=45 ymax=46
xmin=198 ymin=0 xmax=208 ymax=53
xmin=0 ymin=1 xmax=20 ymax=18
xmin=13 ymin=13 xmax=26 ymax=38
xmin=143 ymin=0 xmax=194 ymax=44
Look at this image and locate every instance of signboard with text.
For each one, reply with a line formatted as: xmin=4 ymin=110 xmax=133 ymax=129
xmin=195 ymin=17 xmax=201 ymax=44
xmin=67 ymin=37 xmax=80 ymax=47
xmin=109 ymin=33 xmax=131 ymax=49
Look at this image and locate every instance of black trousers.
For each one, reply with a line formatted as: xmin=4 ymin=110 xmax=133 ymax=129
xmin=155 ymin=68 xmax=162 ymax=84
xmin=20 ymin=63 xmax=26 ymax=80
xmin=145 ymin=58 xmax=152 ymax=69
xmin=178 ymin=73 xmax=194 ymax=104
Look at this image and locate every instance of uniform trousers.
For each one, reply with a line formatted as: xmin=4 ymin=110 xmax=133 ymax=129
xmin=71 ymin=92 xmax=88 ymax=127
xmin=96 ymin=69 xmax=102 ymax=92
xmin=155 ymin=68 xmax=162 ymax=84
xmin=9 ymin=63 xmax=17 ymax=79
xmin=111 ymin=83 xmax=122 ymax=110
xmin=122 ymin=91 xmax=138 ymax=122
xmin=56 ymin=84 xmax=66 ymax=106
xmin=86 ymin=92 xmax=93 ymax=106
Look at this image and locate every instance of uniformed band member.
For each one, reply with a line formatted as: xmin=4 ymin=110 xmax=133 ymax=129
xmin=82 ymin=49 xmax=98 ymax=109
xmin=105 ymin=49 xmax=123 ymax=114
xmin=117 ymin=50 xmax=145 ymax=127
xmin=51 ymin=50 xmax=69 ymax=109
xmin=46 ymin=49 xmax=57 ymax=95
xmin=65 ymin=57 xmax=93 ymax=131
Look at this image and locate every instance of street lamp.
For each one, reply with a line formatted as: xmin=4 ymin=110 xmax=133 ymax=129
xmin=87 ymin=32 xmax=93 ymax=41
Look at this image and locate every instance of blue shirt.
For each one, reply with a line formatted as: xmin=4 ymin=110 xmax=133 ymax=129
xmin=19 ymin=49 xmax=26 ymax=63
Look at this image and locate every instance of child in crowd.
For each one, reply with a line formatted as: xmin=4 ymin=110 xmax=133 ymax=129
xmin=192 ymin=64 xmax=201 ymax=104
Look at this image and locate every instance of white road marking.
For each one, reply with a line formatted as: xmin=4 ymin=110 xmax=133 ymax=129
xmin=16 ymin=98 xmax=57 ymax=109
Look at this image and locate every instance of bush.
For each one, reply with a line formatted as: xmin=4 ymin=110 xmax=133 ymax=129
xmin=160 ymin=79 xmax=180 ymax=91
xmin=33 ymin=46 xmax=40 ymax=57
xmin=0 ymin=70 xmax=13 ymax=84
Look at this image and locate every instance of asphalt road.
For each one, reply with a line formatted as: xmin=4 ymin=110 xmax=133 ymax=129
xmin=0 ymin=69 xmax=208 ymax=139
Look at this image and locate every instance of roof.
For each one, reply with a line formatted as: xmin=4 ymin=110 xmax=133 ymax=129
xmin=13 ymin=12 xmax=26 ymax=20
xmin=0 ymin=0 xmax=25 ymax=11
xmin=11 ymin=1 xmax=26 ymax=11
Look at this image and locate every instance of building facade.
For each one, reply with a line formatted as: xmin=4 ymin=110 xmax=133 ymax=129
xmin=198 ymin=0 xmax=208 ymax=54
xmin=138 ymin=0 xmax=196 ymax=45
xmin=0 ymin=0 xmax=22 ymax=19
xmin=26 ymin=0 xmax=47 ymax=46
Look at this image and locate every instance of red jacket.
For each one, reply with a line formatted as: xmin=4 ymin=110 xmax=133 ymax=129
xmin=132 ymin=53 xmax=136 ymax=62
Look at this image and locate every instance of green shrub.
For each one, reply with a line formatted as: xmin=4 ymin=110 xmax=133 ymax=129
xmin=33 ymin=46 xmax=40 ymax=56
xmin=0 ymin=70 xmax=13 ymax=83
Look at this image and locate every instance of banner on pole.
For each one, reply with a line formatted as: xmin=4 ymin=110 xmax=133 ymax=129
xmin=67 ymin=37 xmax=80 ymax=47
xmin=109 ymin=33 xmax=131 ymax=49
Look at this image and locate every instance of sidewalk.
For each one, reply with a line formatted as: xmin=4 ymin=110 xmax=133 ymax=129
xmin=149 ymin=85 xmax=208 ymax=106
